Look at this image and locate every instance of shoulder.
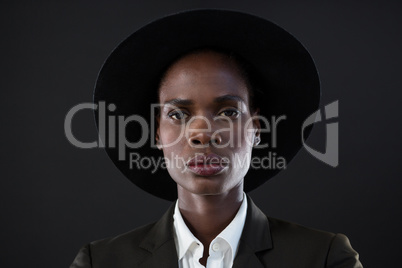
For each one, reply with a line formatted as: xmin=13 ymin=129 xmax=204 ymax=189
xmin=264 ymin=217 xmax=362 ymax=267
xmin=89 ymin=222 xmax=157 ymax=261
xmin=70 ymin=222 xmax=157 ymax=268
xmin=90 ymin=221 xmax=155 ymax=250
xmin=267 ymin=216 xmax=336 ymax=244
xmin=70 ymin=203 xmax=177 ymax=268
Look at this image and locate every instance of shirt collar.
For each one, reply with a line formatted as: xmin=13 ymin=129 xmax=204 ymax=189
xmin=173 ymin=193 xmax=248 ymax=262
xmin=173 ymin=200 xmax=202 ymax=260
xmin=216 ymin=193 xmax=247 ymax=258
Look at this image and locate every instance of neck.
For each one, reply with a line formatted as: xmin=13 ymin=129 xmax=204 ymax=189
xmin=177 ymin=184 xmax=244 ymax=247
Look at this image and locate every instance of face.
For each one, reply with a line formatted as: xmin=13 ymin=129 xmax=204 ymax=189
xmin=156 ymin=51 xmax=260 ymax=197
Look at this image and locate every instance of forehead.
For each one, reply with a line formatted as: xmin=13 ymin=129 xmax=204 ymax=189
xmin=158 ymin=51 xmax=250 ymax=105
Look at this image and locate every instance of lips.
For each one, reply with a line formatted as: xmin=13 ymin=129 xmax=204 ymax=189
xmin=186 ymin=153 xmax=228 ymax=176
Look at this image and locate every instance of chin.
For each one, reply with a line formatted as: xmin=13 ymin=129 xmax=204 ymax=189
xmin=176 ymin=177 xmax=225 ymax=196
xmin=189 ymin=177 xmax=241 ymax=196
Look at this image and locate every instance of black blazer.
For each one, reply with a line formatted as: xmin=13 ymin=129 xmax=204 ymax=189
xmin=70 ymin=196 xmax=362 ymax=267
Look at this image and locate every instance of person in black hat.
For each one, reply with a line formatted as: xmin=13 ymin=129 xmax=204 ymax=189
xmin=71 ymin=10 xmax=362 ymax=268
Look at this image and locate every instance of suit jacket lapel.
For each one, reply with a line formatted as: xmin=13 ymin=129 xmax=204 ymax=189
xmin=136 ymin=195 xmax=272 ymax=268
xmin=233 ymin=195 xmax=273 ymax=268
xmin=138 ymin=203 xmax=179 ymax=268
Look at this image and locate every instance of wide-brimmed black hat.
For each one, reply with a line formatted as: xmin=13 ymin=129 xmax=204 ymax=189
xmin=94 ymin=9 xmax=320 ymax=201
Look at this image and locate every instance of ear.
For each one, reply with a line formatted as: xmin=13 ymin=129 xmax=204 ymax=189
xmin=252 ymin=108 xmax=261 ymax=146
xmin=155 ymin=116 xmax=162 ymax=150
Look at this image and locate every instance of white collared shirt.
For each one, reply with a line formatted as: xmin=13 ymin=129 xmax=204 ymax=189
xmin=173 ymin=194 xmax=248 ymax=268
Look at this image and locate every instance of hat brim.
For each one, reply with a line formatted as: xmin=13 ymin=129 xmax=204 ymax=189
xmin=94 ymin=9 xmax=320 ymax=201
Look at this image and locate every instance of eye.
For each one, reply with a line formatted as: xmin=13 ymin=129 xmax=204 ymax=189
xmin=168 ymin=110 xmax=189 ymax=120
xmin=218 ymin=109 xmax=240 ymax=118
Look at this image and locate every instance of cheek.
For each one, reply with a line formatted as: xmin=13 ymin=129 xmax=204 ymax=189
xmin=229 ymin=123 xmax=254 ymax=177
xmin=159 ymin=122 xmax=189 ymax=168
xmin=158 ymin=126 xmax=187 ymax=179
xmin=231 ymin=120 xmax=255 ymax=151
xmin=159 ymin=122 xmax=186 ymax=147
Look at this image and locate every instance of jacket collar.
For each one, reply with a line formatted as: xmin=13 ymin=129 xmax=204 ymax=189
xmin=233 ymin=195 xmax=272 ymax=268
xmin=138 ymin=195 xmax=272 ymax=268
xmin=138 ymin=202 xmax=179 ymax=268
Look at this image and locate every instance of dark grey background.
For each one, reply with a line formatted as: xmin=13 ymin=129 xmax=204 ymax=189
xmin=1 ymin=1 xmax=401 ymax=267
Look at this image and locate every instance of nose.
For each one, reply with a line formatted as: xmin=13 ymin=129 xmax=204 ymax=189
xmin=189 ymin=132 xmax=222 ymax=147
xmin=187 ymin=117 xmax=222 ymax=147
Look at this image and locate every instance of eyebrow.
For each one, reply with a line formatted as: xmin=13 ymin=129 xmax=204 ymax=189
xmin=213 ymin=95 xmax=246 ymax=104
xmin=163 ymin=98 xmax=194 ymax=106
xmin=163 ymin=95 xmax=246 ymax=106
